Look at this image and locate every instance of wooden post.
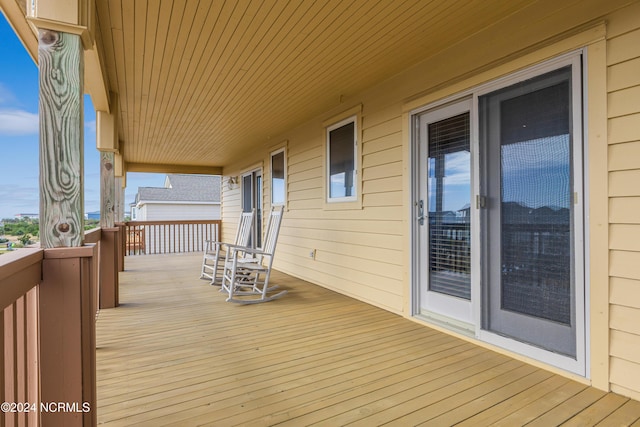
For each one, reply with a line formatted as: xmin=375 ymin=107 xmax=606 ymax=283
xmin=37 ymin=28 xmax=96 ymax=426
xmin=98 ymin=227 xmax=119 ymax=308
xmin=98 ymin=122 xmax=119 ymax=307
xmin=100 ymin=152 xmax=115 ymax=228
xmin=115 ymin=222 xmax=125 ymax=272
xmin=114 ymin=178 xmax=125 ymax=272
xmin=40 ymin=246 xmax=96 ymax=427
xmin=38 ymin=29 xmax=84 ymax=248
xmin=114 ymin=176 xmax=123 ymax=223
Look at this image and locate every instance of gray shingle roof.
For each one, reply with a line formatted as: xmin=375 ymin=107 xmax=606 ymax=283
xmin=136 ymin=174 xmax=220 ymax=203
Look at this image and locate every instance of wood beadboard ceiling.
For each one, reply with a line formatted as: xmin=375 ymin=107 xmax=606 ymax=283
xmin=92 ymin=0 xmax=594 ymax=169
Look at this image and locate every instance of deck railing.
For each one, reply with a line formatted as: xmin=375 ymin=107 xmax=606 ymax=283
xmin=0 ymin=248 xmax=43 ymax=426
xmin=123 ymin=220 xmax=221 ymax=255
xmin=0 ymin=226 xmax=119 ymax=425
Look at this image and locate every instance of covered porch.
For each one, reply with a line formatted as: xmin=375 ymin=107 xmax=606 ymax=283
xmin=2 ymin=0 xmax=640 ymax=424
xmin=96 ymin=253 xmax=640 ymax=426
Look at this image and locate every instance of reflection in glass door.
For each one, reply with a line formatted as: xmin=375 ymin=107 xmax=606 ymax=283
xmin=480 ymin=65 xmax=580 ymax=358
xmin=417 ymin=100 xmax=472 ymax=325
xmin=242 ymin=170 xmax=262 ymax=248
xmin=428 ymin=113 xmax=471 ymax=299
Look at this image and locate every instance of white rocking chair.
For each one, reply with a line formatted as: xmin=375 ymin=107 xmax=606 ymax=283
xmin=221 ymin=206 xmax=286 ymax=304
xmin=200 ymin=209 xmax=255 ymax=285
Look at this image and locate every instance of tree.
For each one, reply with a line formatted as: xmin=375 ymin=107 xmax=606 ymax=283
xmin=19 ymin=234 xmax=32 ymax=246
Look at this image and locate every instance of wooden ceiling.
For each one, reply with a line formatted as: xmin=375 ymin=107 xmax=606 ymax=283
xmin=90 ymin=0 xmax=624 ymax=170
xmin=94 ymin=0 xmax=538 ymax=169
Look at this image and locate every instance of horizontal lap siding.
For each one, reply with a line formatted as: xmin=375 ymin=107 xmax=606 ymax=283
xmin=607 ymin=4 xmax=640 ymax=400
xmin=143 ymin=204 xmax=220 ymax=221
xmin=276 ymin=111 xmax=405 ymax=313
xmin=221 ymin=177 xmax=241 ymax=243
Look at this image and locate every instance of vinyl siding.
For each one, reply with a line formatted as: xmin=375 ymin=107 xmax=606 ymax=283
xmin=221 ymin=176 xmax=242 ymax=242
xmin=223 ymin=108 xmax=405 ymax=313
xmin=607 ymin=2 xmax=640 ymax=401
xmin=140 ymin=203 xmax=220 ymax=221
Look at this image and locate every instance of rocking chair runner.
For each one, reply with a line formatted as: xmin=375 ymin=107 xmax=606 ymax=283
xmin=221 ymin=206 xmax=286 ymax=304
xmin=200 ymin=209 xmax=255 ymax=285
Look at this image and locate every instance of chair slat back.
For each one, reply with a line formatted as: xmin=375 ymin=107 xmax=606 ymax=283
xmin=235 ymin=209 xmax=255 ymax=246
xmin=258 ymin=206 xmax=284 ymax=261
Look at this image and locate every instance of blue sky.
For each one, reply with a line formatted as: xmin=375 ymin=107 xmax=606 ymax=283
xmin=0 ymin=13 xmax=165 ymax=220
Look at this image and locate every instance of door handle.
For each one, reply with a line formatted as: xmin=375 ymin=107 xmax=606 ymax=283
xmin=476 ymin=195 xmax=487 ymax=209
xmin=417 ymin=200 xmax=425 ymax=226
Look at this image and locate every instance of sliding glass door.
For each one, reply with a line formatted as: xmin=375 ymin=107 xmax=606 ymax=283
xmin=413 ymin=54 xmax=585 ymax=372
xmin=479 ymin=64 xmax=582 ymax=358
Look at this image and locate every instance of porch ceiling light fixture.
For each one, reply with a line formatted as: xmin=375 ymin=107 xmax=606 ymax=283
xmin=227 ymin=176 xmax=238 ymax=190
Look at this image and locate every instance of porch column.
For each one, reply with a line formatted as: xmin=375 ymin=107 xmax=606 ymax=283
xmin=114 ymin=155 xmax=126 ymax=272
xmin=114 ymin=176 xmax=124 ymax=223
xmin=114 ymin=176 xmax=125 ymax=272
xmin=37 ymin=28 xmax=96 ymax=426
xmin=97 ymin=104 xmax=119 ymax=307
xmin=100 ymin=152 xmax=115 ymax=227
xmin=38 ymin=29 xmax=84 ymax=248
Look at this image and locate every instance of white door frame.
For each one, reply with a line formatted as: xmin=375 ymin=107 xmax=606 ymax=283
xmin=241 ymin=167 xmax=263 ymax=248
xmin=412 ymin=98 xmax=475 ymax=332
xmin=410 ymin=51 xmax=587 ymax=376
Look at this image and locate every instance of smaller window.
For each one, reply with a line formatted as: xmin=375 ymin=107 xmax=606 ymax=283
xmin=327 ymin=117 xmax=357 ymax=202
xmin=271 ymin=148 xmax=286 ymax=206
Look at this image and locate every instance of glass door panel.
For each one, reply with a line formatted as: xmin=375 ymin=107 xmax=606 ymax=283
xmin=480 ymin=66 xmax=577 ymax=357
xmin=242 ymin=170 xmax=262 ymax=248
xmin=417 ymin=99 xmax=473 ymax=325
xmin=428 ymin=113 xmax=471 ymax=300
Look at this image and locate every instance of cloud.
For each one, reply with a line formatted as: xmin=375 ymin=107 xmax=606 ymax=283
xmin=0 ymin=184 xmax=40 ymax=219
xmin=0 ymin=108 xmax=38 ymax=135
xmin=0 ymin=83 xmax=17 ymax=105
xmin=85 ymin=119 xmax=96 ymax=133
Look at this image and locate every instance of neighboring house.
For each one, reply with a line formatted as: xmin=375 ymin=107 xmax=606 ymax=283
xmin=131 ymin=174 xmax=221 ymax=221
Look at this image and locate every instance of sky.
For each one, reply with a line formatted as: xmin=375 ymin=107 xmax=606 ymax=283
xmin=0 ymin=13 xmax=165 ymax=220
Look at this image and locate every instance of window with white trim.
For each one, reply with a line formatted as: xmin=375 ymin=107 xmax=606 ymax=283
xmin=327 ymin=116 xmax=357 ymax=202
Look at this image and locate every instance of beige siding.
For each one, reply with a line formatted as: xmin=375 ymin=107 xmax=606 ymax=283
xmin=607 ymin=2 xmax=640 ymax=401
xmin=219 ymin=2 xmax=640 ymax=397
xmin=609 ymin=140 xmax=640 ymax=171
xmin=220 ymin=176 xmax=241 ymax=242
xmin=276 ymin=111 xmax=405 ymax=312
xmin=223 ymin=106 xmax=406 ymax=312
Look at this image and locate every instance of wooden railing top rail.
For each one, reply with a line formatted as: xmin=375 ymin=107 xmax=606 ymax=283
xmin=124 ymin=219 xmax=221 ymax=226
xmin=0 ymin=248 xmax=43 ymax=310
xmin=84 ymin=227 xmax=102 ymax=244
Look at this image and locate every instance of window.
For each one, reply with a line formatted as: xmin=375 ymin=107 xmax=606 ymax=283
xmin=327 ymin=116 xmax=357 ymax=202
xmin=270 ymin=148 xmax=286 ymax=206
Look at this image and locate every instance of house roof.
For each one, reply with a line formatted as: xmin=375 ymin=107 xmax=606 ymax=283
xmin=135 ymin=175 xmax=221 ymax=204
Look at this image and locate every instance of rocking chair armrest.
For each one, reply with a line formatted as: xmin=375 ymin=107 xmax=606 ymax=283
xmin=203 ymin=240 xmax=227 ymax=255
xmin=225 ymin=244 xmax=271 ymax=257
xmin=207 ymin=241 xmax=243 ymax=251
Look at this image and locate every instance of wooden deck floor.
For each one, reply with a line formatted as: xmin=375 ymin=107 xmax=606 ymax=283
xmin=96 ymin=253 xmax=640 ymax=426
